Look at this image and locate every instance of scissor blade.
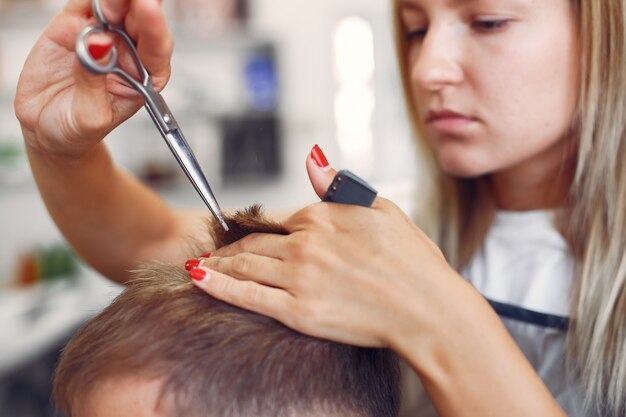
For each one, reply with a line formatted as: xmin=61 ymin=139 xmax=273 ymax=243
xmin=163 ymin=129 xmax=229 ymax=231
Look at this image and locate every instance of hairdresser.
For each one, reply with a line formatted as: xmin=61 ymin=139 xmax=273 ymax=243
xmin=14 ymin=0 xmax=626 ymax=416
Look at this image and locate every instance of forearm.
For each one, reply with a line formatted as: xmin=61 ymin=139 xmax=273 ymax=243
xmin=26 ymin=137 xmax=192 ymax=283
xmin=391 ymin=273 xmax=566 ymax=417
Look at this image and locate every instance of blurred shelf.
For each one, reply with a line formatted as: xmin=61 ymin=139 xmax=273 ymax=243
xmin=0 ymin=268 xmax=123 ymax=376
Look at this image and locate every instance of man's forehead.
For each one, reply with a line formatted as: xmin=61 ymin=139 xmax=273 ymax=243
xmin=77 ymin=375 xmax=167 ymax=417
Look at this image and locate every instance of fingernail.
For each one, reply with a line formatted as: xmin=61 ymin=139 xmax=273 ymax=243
xmin=189 ymin=267 xmax=209 ymax=282
xmin=310 ymin=144 xmax=330 ymax=169
xmin=88 ymin=43 xmax=113 ymax=61
xmin=185 ymin=259 xmax=202 ymax=271
xmin=200 ymin=252 xmax=212 ymax=258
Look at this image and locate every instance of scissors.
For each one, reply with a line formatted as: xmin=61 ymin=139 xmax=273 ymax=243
xmin=75 ymin=0 xmax=229 ymax=231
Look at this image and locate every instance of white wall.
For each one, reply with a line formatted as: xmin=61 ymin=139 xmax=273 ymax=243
xmin=248 ymin=0 xmax=417 ymax=181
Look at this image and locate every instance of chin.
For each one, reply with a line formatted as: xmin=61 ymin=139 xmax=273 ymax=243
xmin=428 ymin=136 xmax=492 ymax=177
xmin=436 ymin=153 xmax=491 ymax=179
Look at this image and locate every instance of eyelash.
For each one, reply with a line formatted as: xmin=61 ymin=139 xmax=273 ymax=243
xmin=472 ymin=19 xmax=510 ymax=32
xmin=405 ymin=19 xmax=510 ymax=44
xmin=405 ymin=29 xmax=427 ymax=43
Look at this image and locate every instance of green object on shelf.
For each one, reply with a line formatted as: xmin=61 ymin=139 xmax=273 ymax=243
xmin=0 ymin=141 xmax=24 ymax=167
xmin=35 ymin=243 xmax=79 ymax=282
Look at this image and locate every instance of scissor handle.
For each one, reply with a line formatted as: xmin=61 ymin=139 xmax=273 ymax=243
xmin=92 ymin=0 xmax=107 ymax=26
xmin=75 ymin=23 xmax=151 ymax=84
xmin=75 ymin=25 xmax=119 ymax=75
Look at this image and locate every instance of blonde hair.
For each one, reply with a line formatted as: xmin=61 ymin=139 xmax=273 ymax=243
xmin=392 ymin=1 xmax=626 ymax=415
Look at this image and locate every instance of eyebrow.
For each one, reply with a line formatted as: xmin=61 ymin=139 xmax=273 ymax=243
xmin=398 ymin=1 xmax=422 ymax=11
xmin=399 ymin=0 xmax=481 ymax=11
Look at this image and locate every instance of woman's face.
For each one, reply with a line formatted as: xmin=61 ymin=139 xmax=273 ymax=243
xmin=399 ymin=0 xmax=579 ymax=178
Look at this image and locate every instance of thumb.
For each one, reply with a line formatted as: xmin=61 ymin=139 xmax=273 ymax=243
xmin=306 ymin=144 xmax=337 ymax=199
xmin=72 ymin=39 xmax=115 ymax=133
xmin=74 ymin=37 xmax=113 ymax=94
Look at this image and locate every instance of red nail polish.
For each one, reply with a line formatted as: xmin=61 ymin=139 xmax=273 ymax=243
xmin=200 ymin=252 xmax=212 ymax=258
xmin=189 ymin=268 xmax=207 ymax=281
xmin=88 ymin=43 xmax=113 ymax=60
xmin=310 ymin=144 xmax=329 ymax=169
xmin=185 ymin=259 xmax=201 ymax=271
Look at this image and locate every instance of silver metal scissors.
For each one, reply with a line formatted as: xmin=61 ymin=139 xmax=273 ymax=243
xmin=75 ymin=0 xmax=229 ymax=231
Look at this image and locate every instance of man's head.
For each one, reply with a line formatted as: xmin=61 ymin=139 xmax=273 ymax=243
xmin=54 ymin=206 xmax=401 ymax=417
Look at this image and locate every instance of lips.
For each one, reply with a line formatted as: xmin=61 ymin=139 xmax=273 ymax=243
xmin=427 ymin=109 xmax=474 ymax=122
xmin=426 ymin=109 xmax=477 ymax=134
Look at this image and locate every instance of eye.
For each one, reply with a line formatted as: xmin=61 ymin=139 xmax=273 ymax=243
xmin=405 ymin=28 xmax=427 ymax=43
xmin=472 ymin=19 xmax=510 ymax=32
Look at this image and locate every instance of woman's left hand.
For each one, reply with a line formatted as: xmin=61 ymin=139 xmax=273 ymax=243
xmin=188 ymin=149 xmax=458 ymax=349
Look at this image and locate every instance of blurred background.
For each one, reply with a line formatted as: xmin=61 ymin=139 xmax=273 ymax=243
xmin=0 ymin=0 xmax=418 ymax=415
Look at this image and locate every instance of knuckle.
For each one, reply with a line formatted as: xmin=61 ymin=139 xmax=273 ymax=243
xmin=291 ymin=303 xmax=317 ymax=330
xmin=285 ymin=268 xmax=304 ymax=291
xmin=236 ymin=234 xmax=257 ymax=253
xmin=294 ymin=204 xmax=329 ymax=226
xmin=297 ymin=232 xmax=317 ymax=248
xmin=240 ymin=283 xmax=264 ymax=310
xmin=373 ymin=197 xmax=394 ymax=213
xmin=287 ymin=308 xmax=306 ymax=330
xmin=287 ymin=233 xmax=317 ymax=261
xmin=304 ymin=202 xmax=324 ymax=217
xmin=286 ymin=206 xmax=312 ymax=227
xmin=215 ymin=274 xmax=234 ymax=295
xmin=231 ymin=253 xmax=252 ymax=276
xmin=309 ymin=203 xmax=333 ymax=223
xmin=207 ymin=256 xmax=223 ymax=271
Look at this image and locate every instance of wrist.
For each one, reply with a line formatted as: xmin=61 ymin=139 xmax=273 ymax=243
xmin=24 ymin=133 xmax=109 ymax=167
xmin=387 ymin=269 xmax=488 ymax=376
xmin=21 ymin=119 xmax=109 ymax=162
xmin=387 ymin=274 xmax=564 ymax=417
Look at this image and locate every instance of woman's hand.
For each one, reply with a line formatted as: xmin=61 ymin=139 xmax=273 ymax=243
xmin=189 ymin=148 xmax=568 ymax=417
xmin=189 ymin=150 xmax=462 ymax=350
xmin=15 ymin=0 xmax=173 ymax=158
xmin=12 ymin=0 xmax=186 ymax=284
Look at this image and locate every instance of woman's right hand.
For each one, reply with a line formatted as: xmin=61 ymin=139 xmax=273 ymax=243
xmin=15 ymin=0 xmax=173 ymax=158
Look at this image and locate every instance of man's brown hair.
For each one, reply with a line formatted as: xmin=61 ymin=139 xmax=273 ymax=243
xmin=54 ymin=206 xmax=401 ymax=417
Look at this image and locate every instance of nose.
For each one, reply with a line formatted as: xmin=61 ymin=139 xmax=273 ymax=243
xmin=411 ymin=23 xmax=464 ymax=92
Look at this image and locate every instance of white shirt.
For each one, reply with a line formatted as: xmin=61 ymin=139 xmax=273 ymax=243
xmin=464 ymin=210 xmax=574 ymax=317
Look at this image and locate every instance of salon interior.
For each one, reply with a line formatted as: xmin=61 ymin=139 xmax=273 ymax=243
xmin=0 ymin=0 xmax=418 ymax=415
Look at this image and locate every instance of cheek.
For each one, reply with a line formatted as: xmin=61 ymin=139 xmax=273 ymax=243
xmin=467 ymin=31 xmax=578 ymax=165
